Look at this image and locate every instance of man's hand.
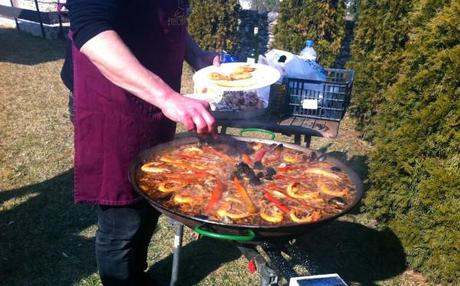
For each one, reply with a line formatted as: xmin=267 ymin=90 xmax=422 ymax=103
xmin=160 ymin=92 xmax=216 ymax=135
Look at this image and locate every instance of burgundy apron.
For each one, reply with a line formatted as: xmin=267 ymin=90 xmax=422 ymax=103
xmin=72 ymin=1 xmax=189 ymax=205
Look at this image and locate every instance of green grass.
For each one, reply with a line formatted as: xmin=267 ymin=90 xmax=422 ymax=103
xmin=0 ymin=27 xmax=431 ymax=286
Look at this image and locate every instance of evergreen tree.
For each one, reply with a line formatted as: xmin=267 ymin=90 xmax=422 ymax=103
xmin=188 ymin=0 xmax=241 ymax=53
xmin=273 ymin=0 xmax=345 ymax=67
xmin=365 ymin=1 xmax=460 ymax=282
xmin=347 ymin=0 xmax=413 ymax=139
xmin=348 ymin=0 xmax=452 ymax=139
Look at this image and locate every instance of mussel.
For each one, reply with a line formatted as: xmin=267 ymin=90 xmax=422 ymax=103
xmin=308 ymin=151 xmax=318 ymax=162
xmin=330 ymin=166 xmax=342 ymax=172
xmin=328 ymin=197 xmax=346 ymax=208
xmin=317 ymin=153 xmax=327 ymax=162
xmin=253 ymin=161 xmax=264 ymax=170
xmin=235 ymin=162 xmax=261 ymax=186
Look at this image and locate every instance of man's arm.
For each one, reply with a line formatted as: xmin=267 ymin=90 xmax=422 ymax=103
xmin=69 ymin=0 xmax=215 ymax=134
xmin=185 ymin=33 xmax=220 ymax=71
xmin=80 ymin=31 xmax=215 ymax=134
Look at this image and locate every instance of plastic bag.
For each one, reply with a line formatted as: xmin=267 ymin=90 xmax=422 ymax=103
xmin=264 ymin=49 xmax=326 ymax=92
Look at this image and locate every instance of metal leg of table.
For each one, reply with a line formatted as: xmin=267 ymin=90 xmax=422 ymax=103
xmin=170 ymin=222 xmax=184 ymax=286
xmin=294 ymin=134 xmax=301 ymax=145
xmin=220 ymin=126 xmax=228 ymax=135
xmin=304 ymin=135 xmax=312 ymax=148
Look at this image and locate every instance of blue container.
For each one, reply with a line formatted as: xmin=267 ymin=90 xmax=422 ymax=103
xmin=219 ymin=51 xmax=239 ymax=63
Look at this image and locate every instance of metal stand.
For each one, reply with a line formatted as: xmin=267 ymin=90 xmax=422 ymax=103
xmin=168 ymin=224 xmax=322 ymax=286
xmin=170 ymin=222 xmax=184 ymax=286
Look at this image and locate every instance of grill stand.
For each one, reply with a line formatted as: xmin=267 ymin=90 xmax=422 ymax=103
xmin=168 ymin=222 xmax=320 ymax=286
xmin=236 ymin=244 xmax=279 ymax=286
xmin=170 ymin=222 xmax=184 ymax=286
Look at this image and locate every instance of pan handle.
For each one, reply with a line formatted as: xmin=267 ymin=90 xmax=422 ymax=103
xmin=239 ymin=128 xmax=276 ymax=140
xmin=194 ymin=226 xmax=256 ymax=241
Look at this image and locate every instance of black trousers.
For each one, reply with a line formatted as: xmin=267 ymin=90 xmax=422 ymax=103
xmin=95 ymin=200 xmax=160 ymax=286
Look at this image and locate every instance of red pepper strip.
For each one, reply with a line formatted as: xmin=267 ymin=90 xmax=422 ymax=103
xmin=277 ymin=165 xmax=305 ymax=173
xmin=202 ymin=146 xmax=234 ymax=162
xmin=265 ymin=183 xmax=287 ymax=193
xmin=254 ymin=147 xmax=268 ymax=162
xmin=166 ymin=161 xmax=207 ymax=171
xmin=266 ymin=184 xmax=313 ymax=209
xmin=242 ymin=154 xmax=252 ymax=166
xmin=273 ymin=174 xmax=297 ymax=181
xmin=262 ymin=153 xmax=281 ymax=166
xmin=233 ymin=177 xmax=256 ymax=214
xmin=264 ymin=191 xmax=290 ymax=213
xmin=193 ymin=171 xmax=214 ymax=177
xmin=176 ymin=154 xmax=201 ymax=161
xmin=205 ymin=180 xmax=225 ymax=214
xmin=160 ymin=172 xmax=212 ymax=182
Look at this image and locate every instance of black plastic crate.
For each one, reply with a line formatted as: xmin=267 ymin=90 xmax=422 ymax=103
xmin=284 ymin=68 xmax=354 ymax=121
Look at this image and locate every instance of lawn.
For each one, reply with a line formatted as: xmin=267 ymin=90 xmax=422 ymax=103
xmin=0 ymin=28 xmax=430 ymax=286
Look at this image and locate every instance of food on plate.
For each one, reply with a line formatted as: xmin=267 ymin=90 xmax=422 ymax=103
xmin=233 ymin=65 xmax=256 ymax=73
xmin=208 ymin=72 xmax=230 ymax=81
xmin=216 ymin=91 xmax=265 ymax=112
xmin=207 ymin=64 xmax=256 ymax=83
xmin=229 ymin=71 xmax=253 ymax=80
xmin=136 ymin=140 xmax=357 ymax=226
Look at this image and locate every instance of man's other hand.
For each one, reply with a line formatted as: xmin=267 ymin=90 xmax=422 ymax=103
xmin=192 ymin=51 xmax=220 ymax=71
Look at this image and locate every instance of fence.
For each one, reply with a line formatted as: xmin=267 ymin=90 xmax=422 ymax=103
xmin=0 ymin=0 xmax=68 ymax=38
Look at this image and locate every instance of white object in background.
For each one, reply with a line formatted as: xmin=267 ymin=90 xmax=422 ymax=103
xmin=289 ymin=273 xmax=348 ymax=286
xmin=301 ymin=99 xmax=319 ymax=110
xmin=299 ymin=39 xmax=317 ymax=61
xmin=247 ymin=27 xmax=259 ymax=64
xmin=264 ymin=48 xmax=327 ymax=95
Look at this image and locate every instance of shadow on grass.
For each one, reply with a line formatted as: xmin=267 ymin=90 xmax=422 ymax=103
xmin=294 ymin=221 xmax=407 ymax=286
xmin=0 ymin=169 xmax=97 ymax=286
xmin=0 ymin=170 xmax=243 ymax=286
xmin=149 ymin=237 xmax=242 ymax=286
xmin=0 ymin=28 xmax=65 ymax=65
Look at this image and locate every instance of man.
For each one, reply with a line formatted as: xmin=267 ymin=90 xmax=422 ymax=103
xmin=61 ymin=0 xmax=218 ymax=284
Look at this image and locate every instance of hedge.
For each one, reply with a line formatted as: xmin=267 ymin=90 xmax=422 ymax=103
xmin=273 ymin=0 xmax=345 ymax=67
xmin=348 ymin=0 xmax=453 ymax=139
xmin=188 ymin=0 xmax=241 ymax=53
xmin=347 ymin=0 xmax=413 ymax=139
xmin=364 ymin=0 xmax=460 ymax=283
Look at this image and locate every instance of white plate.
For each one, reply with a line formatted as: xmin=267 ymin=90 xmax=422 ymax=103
xmin=192 ymin=62 xmax=281 ymax=92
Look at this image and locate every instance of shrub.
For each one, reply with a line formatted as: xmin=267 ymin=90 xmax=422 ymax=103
xmin=364 ymin=1 xmax=460 ymax=283
xmin=347 ymin=0 xmax=413 ymax=139
xmin=273 ymin=0 xmax=345 ymax=67
xmin=348 ymin=0 xmax=452 ymax=139
xmin=188 ymin=0 xmax=241 ymax=53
